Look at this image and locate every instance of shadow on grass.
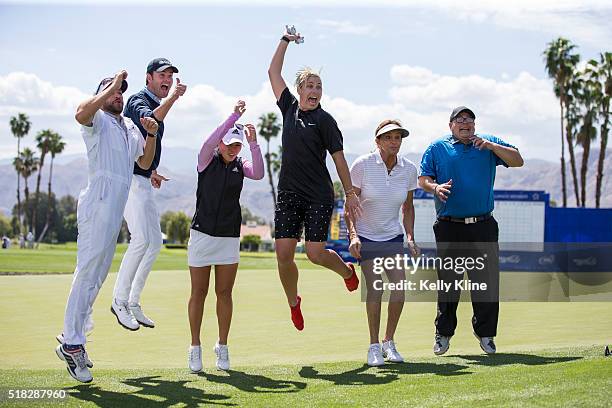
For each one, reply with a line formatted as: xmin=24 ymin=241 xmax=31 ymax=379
xmin=299 ymin=361 xmax=470 ymax=386
xmin=197 ymin=370 xmax=307 ymax=393
xmin=454 ymin=353 xmax=583 ymax=367
xmin=67 ymin=376 xmax=235 ymax=407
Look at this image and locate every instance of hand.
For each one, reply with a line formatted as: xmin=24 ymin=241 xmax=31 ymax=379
xmin=234 ymin=100 xmax=246 ymax=116
xmin=171 ymin=78 xmax=187 ymax=100
xmin=244 ymin=124 xmax=257 ymax=143
xmin=406 ymin=240 xmax=421 ymax=258
xmin=283 ymin=29 xmax=302 ymax=43
xmin=150 ymin=170 xmax=169 ymax=189
xmin=344 ymin=191 xmax=362 ymax=219
xmin=349 ymin=237 xmax=362 ymax=260
xmin=470 ymin=135 xmax=493 ymax=151
xmin=434 ymin=179 xmax=453 ymax=203
xmin=110 ymin=70 xmax=128 ymax=92
xmin=140 ymin=117 xmax=159 ymax=135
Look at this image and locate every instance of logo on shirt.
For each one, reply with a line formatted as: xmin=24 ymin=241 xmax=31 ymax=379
xmin=307 ymin=122 xmax=316 ymax=126
xmin=232 ymin=167 xmax=239 ymax=173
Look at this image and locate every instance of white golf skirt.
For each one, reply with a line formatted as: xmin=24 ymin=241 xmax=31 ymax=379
xmin=187 ymin=228 xmax=240 ymax=267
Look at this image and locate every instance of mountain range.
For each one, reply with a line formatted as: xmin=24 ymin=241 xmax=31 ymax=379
xmin=1 ymin=147 xmax=610 ymax=220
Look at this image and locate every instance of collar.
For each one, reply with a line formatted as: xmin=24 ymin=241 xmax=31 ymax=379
xmin=102 ymin=110 xmax=124 ymax=124
xmin=448 ymin=134 xmax=472 ymax=145
xmin=144 ymin=87 xmax=161 ymax=104
xmin=374 ymin=150 xmax=404 ymax=167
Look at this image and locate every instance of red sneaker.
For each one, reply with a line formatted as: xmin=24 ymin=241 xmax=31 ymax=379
xmin=344 ymin=263 xmax=359 ymax=292
xmin=290 ymin=296 xmax=304 ymax=331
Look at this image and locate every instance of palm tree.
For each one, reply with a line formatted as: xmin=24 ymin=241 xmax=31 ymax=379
xmin=257 ymin=112 xmax=281 ymax=208
xmin=9 ymin=113 xmax=31 ymax=229
xmin=543 ymin=38 xmax=580 ymax=207
xmin=13 ymin=148 xmax=39 ymax=233
xmin=573 ymin=71 xmax=599 ymax=207
xmin=587 ymin=52 xmax=612 ymax=208
xmin=565 ymin=71 xmax=583 ymax=207
xmin=33 ymin=129 xmax=57 ymax=238
xmin=38 ymin=132 xmax=66 ymax=243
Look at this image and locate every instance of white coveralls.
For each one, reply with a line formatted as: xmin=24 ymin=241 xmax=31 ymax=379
xmin=63 ymin=110 xmax=144 ymax=345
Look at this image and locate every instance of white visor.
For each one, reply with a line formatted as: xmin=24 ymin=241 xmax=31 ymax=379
xmin=375 ymin=123 xmax=409 ymax=138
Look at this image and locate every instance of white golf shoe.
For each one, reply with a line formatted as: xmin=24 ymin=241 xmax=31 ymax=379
xmin=433 ymin=334 xmax=451 ymax=355
xmin=382 ymin=340 xmax=404 ymax=363
xmin=55 ymin=344 xmax=93 ymax=383
xmin=129 ymin=303 xmax=155 ymax=328
xmin=110 ymin=299 xmax=139 ymax=331
xmin=188 ymin=345 xmax=202 ymax=373
xmin=367 ymin=343 xmax=384 ymax=367
xmin=474 ymin=333 xmax=497 ymax=354
xmin=214 ymin=342 xmax=230 ymax=371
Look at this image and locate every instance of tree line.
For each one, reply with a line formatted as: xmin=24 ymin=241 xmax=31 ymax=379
xmin=543 ymin=38 xmax=611 ymax=208
xmin=6 ymin=113 xmax=66 ymax=241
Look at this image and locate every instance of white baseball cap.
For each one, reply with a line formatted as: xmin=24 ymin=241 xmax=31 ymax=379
xmin=222 ymin=124 xmax=245 ymax=145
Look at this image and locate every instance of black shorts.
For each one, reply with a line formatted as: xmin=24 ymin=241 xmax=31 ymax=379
xmin=274 ymin=190 xmax=333 ymax=242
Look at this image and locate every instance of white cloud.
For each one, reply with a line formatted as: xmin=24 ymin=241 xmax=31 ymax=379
xmin=316 ymin=19 xmax=375 ymax=36
xmin=0 ymin=69 xmax=561 ymax=166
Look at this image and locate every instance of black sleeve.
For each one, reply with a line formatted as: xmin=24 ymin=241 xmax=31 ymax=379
xmin=276 ymin=87 xmax=295 ymax=116
xmin=320 ymin=112 xmax=344 ymax=155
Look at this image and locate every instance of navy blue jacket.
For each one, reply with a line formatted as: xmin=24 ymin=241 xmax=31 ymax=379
xmin=124 ymin=89 xmax=164 ymax=178
xmin=191 ymin=152 xmax=245 ymax=237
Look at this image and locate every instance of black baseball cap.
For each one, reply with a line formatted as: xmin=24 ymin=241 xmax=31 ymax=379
xmin=95 ymin=77 xmax=128 ymax=95
xmin=146 ymin=57 xmax=179 ymax=74
xmin=450 ymin=106 xmax=476 ymax=122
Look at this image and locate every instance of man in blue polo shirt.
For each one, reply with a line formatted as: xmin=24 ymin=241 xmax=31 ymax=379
xmin=111 ymin=58 xmax=187 ymax=331
xmin=419 ymin=106 xmax=523 ymax=355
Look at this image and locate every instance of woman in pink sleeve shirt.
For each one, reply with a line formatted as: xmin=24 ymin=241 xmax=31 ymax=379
xmin=187 ymin=100 xmax=264 ymax=372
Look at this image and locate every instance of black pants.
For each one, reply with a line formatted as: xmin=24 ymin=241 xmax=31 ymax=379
xmin=433 ymin=217 xmax=500 ymax=338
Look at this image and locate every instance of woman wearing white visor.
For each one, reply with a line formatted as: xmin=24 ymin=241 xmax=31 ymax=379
xmin=345 ymin=119 xmax=420 ymax=366
xmin=187 ymin=100 xmax=264 ymax=372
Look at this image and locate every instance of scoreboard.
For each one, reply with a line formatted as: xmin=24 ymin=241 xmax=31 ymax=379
xmin=331 ymin=190 xmax=548 ymax=249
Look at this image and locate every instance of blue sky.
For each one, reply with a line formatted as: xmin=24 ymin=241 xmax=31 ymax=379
xmin=1 ymin=0 xmax=611 ymax=163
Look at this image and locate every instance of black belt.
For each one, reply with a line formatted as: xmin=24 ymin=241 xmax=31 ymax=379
xmin=437 ymin=213 xmax=492 ymax=224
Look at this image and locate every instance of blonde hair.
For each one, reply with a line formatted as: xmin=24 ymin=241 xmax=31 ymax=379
xmin=295 ymin=67 xmax=322 ymax=89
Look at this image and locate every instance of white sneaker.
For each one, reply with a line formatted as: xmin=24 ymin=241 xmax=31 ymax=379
xmin=367 ymin=343 xmax=384 ymax=367
xmin=188 ymin=345 xmax=202 ymax=373
xmin=129 ymin=303 xmax=155 ymax=328
xmin=382 ymin=340 xmax=404 ymax=363
xmin=110 ymin=299 xmax=139 ymax=331
xmin=56 ymin=333 xmax=93 ymax=368
xmin=474 ymin=333 xmax=497 ymax=354
xmin=55 ymin=344 xmax=93 ymax=383
xmin=214 ymin=342 xmax=230 ymax=371
xmin=433 ymin=334 xmax=451 ymax=355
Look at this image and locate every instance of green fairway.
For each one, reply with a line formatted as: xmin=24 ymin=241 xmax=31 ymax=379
xmin=1 ymin=346 xmax=610 ymax=407
xmin=0 ymin=243 xmax=312 ymax=274
xmin=0 ymin=248 xmax=611 ymax=406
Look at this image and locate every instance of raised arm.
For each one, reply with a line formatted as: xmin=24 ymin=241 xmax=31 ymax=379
xmin=268 ymin=28 xmax=301 ymax=101
xmin=136 ymin=117 xmax=159 ymax=169
xmin=242 ymin=124 xmax=265 ymax=180
xmin=75 ymin=70 xmax=127 ymax=126
xmin=197 ymin=100 xmax=246 ymax=172
xmin=151 ymin=77 xmax=187 ymax=122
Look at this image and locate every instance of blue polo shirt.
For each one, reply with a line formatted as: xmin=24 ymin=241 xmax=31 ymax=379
xmin=420 ymin=134 xmax=516 ymax=218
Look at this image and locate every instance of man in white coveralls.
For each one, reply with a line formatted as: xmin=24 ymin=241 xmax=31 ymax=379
xmin=55 ymin=71 xmax=158 ymax=383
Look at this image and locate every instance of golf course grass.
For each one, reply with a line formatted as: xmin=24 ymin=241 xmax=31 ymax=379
xmin=0 ymin=247 xmax=610 ymax=406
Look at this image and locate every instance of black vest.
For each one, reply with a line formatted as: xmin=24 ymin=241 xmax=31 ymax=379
xmin=191 ymin=152 xmax=244 ymax=237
